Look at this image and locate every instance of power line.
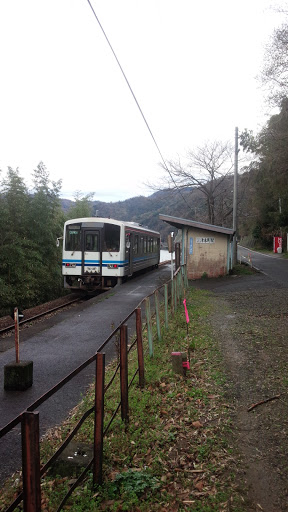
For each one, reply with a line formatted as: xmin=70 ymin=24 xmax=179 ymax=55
xmin=85 ymin=0 xmax=193 ymax=211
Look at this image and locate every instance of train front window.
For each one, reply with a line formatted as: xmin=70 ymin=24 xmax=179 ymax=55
xmin=65 ymin=225 xmax=81 ymax=251
xmin=104 ymin=224 xmax=120 ymax=252
xmin=85 ymin=233 xmax=99 ymax=252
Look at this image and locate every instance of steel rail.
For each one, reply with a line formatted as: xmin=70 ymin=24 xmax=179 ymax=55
xmin=0 ymin=297 xmax=82 ymax=335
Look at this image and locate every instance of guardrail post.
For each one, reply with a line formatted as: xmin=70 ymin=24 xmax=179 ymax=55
xmin=155 ymin=290 xmax=161 ymax=341
xmin=120 ymin=324 xmax=129 ymax=422
xmin=145 ymin=297 xmax=153 ymax=357
xmin=171 ymin=280 xmax=174 ymax=316
xmin=93 ymin=352 xmax=105 ymax=487
xmin=178 ymin=272 xmax=183 ymax=300
xmin=22 ymin=411 xmax=41 ymax=512
xmin=177 ymin=273 xmax=180 ymax=302
xmin=136 ymin=308 xmax=145 ymax=388
xmin=184 ymin=265 xmax=189 ymax=288
xmin=174 ymin=276 xmax=178 ymax=311
xmin=164 ymin=284 xmax=169 ymax=329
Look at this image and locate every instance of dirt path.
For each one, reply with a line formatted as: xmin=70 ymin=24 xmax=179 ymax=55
xmin=192 ymin=273 xmax=288 ymax=512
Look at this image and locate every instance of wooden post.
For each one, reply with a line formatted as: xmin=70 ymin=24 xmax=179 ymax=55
xmin=136 ymin=308 xmax=145 ymax=388
xmin=93 ymin=352 xmax=105 ymax=486
xmin=145 ymin=297 xmax=153 ymax=357
xmin=22 ymin=412 xmax=41 ymax=512
xmin=155 ymin=290 xmax=161 ymax=341
xmin=175 ymin=242 xmax=180 ymax=269
xmin=120 ymin=325 xmax=129 ymax=422
xmin=164 ymin=284 xmax=169 ymax=329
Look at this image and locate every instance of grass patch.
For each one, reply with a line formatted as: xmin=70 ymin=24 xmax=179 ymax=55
xmin=232 ymin=263 xmax=255 ymax=275
xmin=0 ymin=287 xmax=248 ymax=512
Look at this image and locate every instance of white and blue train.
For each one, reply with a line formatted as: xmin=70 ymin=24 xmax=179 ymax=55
xmin=62 ymin=218 xmax=160 ymax=290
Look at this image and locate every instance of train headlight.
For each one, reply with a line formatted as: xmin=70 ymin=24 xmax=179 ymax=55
xmin=65 ymin=263 xmax=76 ymax=268
xmin=107 ymin=264 xmax=118 ymax=269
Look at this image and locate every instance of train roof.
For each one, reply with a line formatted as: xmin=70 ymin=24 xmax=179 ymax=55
xmin=64 ymin=218 xmax=160 ymax=235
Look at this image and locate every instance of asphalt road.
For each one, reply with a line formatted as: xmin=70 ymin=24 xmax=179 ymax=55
xmin=238 ymin=245 xmax=288 ymax=287
xmin=0 ymin=264 xmax=171 ymax=484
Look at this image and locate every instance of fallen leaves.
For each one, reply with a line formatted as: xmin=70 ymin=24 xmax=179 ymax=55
xmin=192 ymin=420 xmax=203 ymax=429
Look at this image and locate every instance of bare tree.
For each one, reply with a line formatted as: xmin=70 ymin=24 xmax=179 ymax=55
xmin=260 ymin=4 xmax=288 ymax=106
xmin=261 ymin=24 xmax=288 ymax=105
xmin=160 ymin=140 xmax=234 ymax=225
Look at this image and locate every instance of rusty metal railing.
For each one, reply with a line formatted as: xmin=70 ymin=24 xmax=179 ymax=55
xmin=0 ymin=264 xmax=188 ymax=512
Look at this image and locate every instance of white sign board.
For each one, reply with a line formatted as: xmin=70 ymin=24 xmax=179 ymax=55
xmin=196 ymin=237 xmax=215 ymax=244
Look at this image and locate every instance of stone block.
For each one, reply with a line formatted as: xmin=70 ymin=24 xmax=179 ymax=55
xmin=171 ymin=351 xmax=187 ymax=376
xmin=4 ymin=361 xmax=33 ymax=391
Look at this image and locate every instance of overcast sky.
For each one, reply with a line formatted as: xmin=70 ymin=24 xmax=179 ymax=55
xmin=0 ymin=1 xmax=284 ymax=202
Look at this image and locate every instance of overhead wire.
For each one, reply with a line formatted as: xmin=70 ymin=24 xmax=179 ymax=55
xmin=86 ymin=0 xmax=193 ymax=211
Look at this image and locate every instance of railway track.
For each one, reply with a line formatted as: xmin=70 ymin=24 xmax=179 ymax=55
xmin=0 ymin=294 xmax=86 ymax=336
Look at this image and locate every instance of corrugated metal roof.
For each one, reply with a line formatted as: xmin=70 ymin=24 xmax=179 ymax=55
xmin=159 ymin=214 xmax=235 ymax=236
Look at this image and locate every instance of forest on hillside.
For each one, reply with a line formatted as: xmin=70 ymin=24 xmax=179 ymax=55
xmin=1 ymin=7 xmax=288 ymax=313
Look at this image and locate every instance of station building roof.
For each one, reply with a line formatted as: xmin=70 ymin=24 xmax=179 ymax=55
xmin=159 ymin=214 xmax=235 ymax=236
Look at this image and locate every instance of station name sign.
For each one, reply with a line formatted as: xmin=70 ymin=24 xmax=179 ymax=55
xmin=196 ymin=237 xmax=215 ymax=244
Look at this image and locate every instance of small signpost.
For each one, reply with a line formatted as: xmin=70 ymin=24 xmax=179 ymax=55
xmin=4 ymin=308 xmax=33 ymax=391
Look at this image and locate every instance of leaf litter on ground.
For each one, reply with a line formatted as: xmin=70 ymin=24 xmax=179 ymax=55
xmin=0 ymin=287 xmax=249 ymax=512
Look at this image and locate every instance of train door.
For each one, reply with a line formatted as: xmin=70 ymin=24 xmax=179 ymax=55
xmin=82 ymin=229 xmax=101 ymax=276
xmin=125 ymin=231 xmax=133 ymax=275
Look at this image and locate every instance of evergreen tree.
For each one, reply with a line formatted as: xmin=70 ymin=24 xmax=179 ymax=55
xmin=0 ymin=164 xmax=65 ymax=315
xmin=240 ymin=99 xmax=288 ymax=245
xmin=29 ymin=162 xmax=64 ymax=301
xmin=0 ymin=168 xmax=42 ymax=312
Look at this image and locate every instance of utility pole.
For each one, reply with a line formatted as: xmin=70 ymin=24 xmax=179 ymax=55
xmin=233 ymin=127 xmax=238 ymax=266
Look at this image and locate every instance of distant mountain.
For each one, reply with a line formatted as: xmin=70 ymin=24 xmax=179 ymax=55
xmin=60 ymin=184 xmax=233 ymax=241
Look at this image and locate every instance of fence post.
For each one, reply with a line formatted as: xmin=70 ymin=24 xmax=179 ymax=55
xmin=177 ymin=273 xmax=180 ymax=302
xmin=184 ymin=265 xmax=189 ymax=288
xmin=155 ymin=290 xmax=161 ymax=341
xmin=145 ymin=297 xmax=153 ymax=357
xmin=174 ymin=276 xmax=178 ymax=311
xmin=164 ymin=284 xmax=169 ymax=329
xmin=93 ymin=352 xmax=105 ymax=487
xmin=120 ymin=324 xmax=129 ymax=422
xmin=181 ymin=264 xmax=186 ymax=289
xmin=178 ymin=272 xmax=183 ymax=300
xmin=179 ymin=271 xmax=183 ymax=300
xmin=136 ymin=308 xmax=145 ymax=388
xmin=171 ymin=280 xmax=174 ymax=316
xmin=22 ymin=411 xmax=41 ymax=512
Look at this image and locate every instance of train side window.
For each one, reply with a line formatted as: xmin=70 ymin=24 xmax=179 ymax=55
xmin=104 ymin=224 xmax=120 ymax=252
xmin=133 ymin=235 xmax=139 ymax=254
xmin=66 ymin=225 xmax=81 ymax=251
xmin=85 ymin=233 xmax=99 ymax=252
xmin=143 ymin=237 xmax=147 ymax=253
